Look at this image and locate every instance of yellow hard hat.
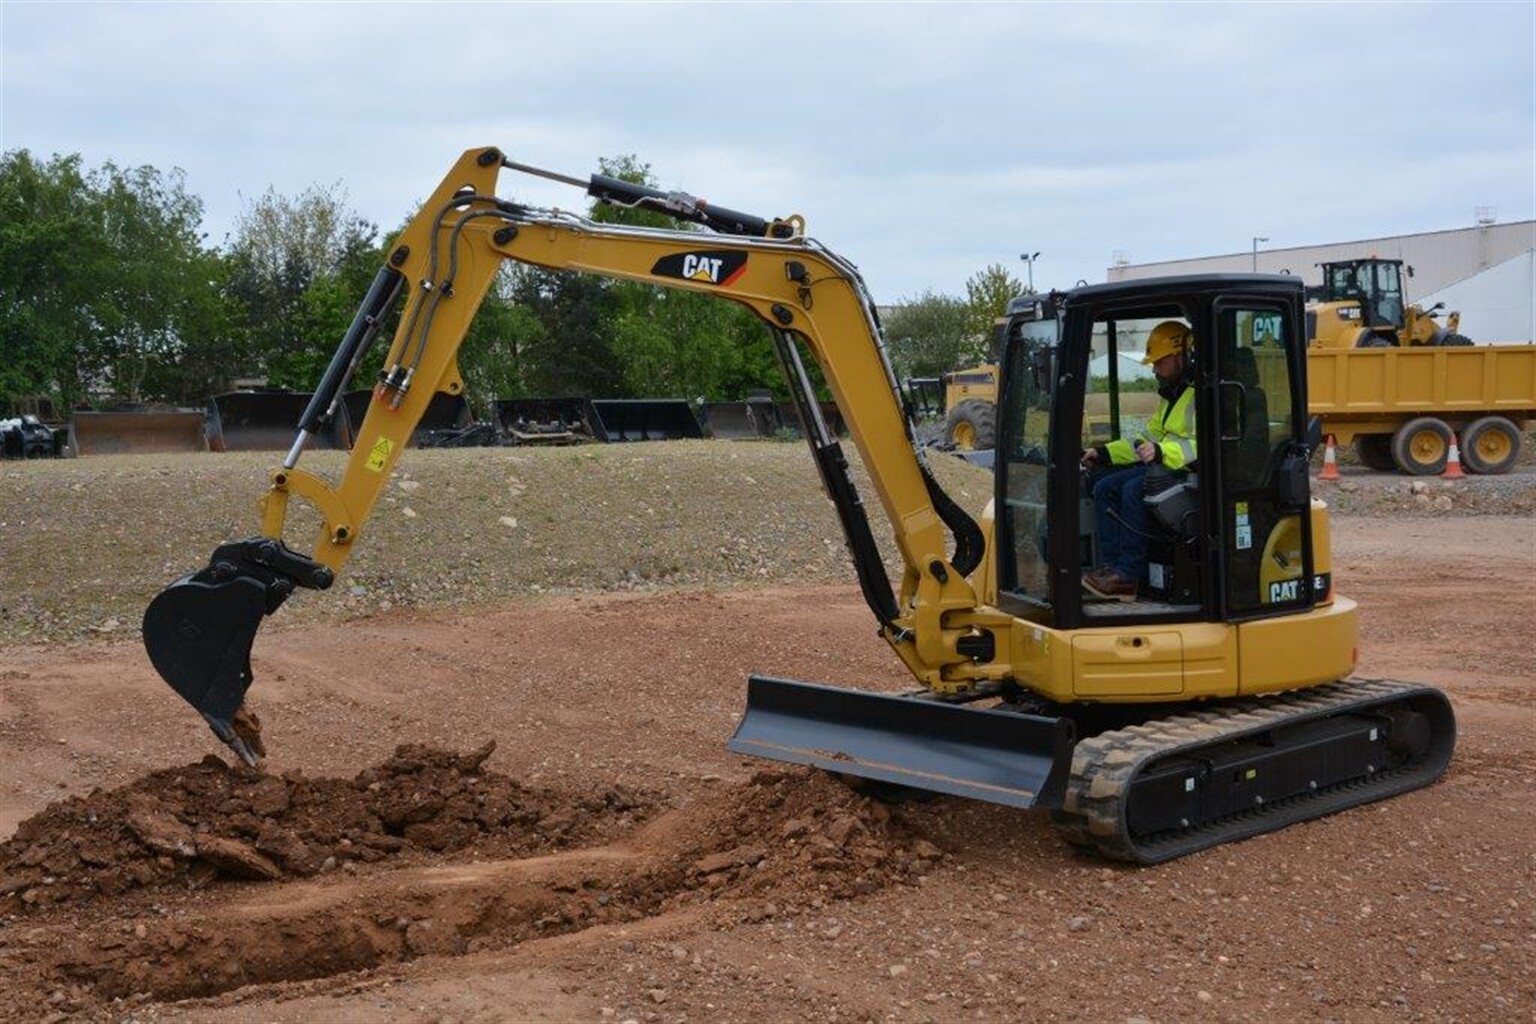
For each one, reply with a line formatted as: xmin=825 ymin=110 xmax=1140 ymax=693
xmin=1142 ymin=321 xmax=1192 ymax=365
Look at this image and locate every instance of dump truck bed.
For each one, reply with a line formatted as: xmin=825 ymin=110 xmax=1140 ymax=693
xmin=1306 ymin=344 xmax=1536 ymax=437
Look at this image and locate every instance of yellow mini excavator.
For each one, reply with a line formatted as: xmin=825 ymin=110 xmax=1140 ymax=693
xmin=143 ymin=148 xmax=1455 ymax=863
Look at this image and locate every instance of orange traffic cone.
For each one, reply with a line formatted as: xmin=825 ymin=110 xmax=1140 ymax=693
xmin=1442 ymin=439 xmax=1466 ymax=479
xmin=1319 ymin=434 xmax=1340 ymax=481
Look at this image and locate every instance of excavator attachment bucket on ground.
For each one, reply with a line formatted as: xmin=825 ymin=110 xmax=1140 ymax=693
xmin=208 ymin=392 xmax=350 ymax=452
xmin=70 ymin=409 xmax=208 ymax=455
xmin=588 ymin=399 xmax=704 ymax=442
xmin=700 ymin=394 xmax=787 ymax=439
xmin=728 ymin=676 xmax=1076 ymax=808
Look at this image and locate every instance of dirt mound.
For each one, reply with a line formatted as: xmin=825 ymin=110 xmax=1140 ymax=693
xmin=0 ymin=766 xmax=946 ymax=1013
xmin=0 ymin=741 xmax=654 ymax=910
xmin=641 ymin=768 xmax=946 ymax=916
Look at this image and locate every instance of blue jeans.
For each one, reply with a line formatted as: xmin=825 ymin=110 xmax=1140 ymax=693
xmin=1093 ymin=465 xmax=1150 ymax=581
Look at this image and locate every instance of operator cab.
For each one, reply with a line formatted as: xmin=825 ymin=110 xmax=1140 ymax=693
xmin=995 ymin=275 xmax=1319 ymax=630
xmin=1318 ymin=258 xmax=1407 ymax=331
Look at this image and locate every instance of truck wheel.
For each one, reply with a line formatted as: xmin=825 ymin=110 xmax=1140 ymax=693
xmin=1357 ymin=334 xmax=1396 ymax=348
xmin=1439 ymin=333 xmax=1474 ymax=347
xmin=1391 ymin=416 xmax=1453 ymax=475
xmin=1459 ymin=416 xmax=1521 ymax=474
xmin=944 ymin=399 xmax=996 ymax=450
xmin=1353 ymin=434 xmax=1396 ymax=471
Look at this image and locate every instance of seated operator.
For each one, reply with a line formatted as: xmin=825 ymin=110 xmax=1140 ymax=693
xmin=1079 ymin=320 xmax=1197 ymax=600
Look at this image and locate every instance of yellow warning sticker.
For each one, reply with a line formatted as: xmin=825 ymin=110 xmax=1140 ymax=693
xmin=365 ymin=436 xmax=395 ymax=473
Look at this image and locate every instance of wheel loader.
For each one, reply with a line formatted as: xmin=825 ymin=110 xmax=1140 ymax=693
xmin=142 ymin=148 xmax=1455 ymax=864
xmin=1307 ymin=256 xmax=1472 ymax=349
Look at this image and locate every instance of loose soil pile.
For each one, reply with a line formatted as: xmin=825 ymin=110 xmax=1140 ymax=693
xmin=0 ymin=741 xmax=654 ymax=910
xmin=0 ymin=760 xmax=946 ymax=1015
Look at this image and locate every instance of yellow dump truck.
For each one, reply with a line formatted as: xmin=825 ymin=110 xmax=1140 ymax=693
xmin=1308 ymin=344 xmax=1536 ymax=475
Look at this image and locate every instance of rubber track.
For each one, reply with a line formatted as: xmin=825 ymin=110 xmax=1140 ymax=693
xmin=1052 ymin=678 xmax=1456 ymax=864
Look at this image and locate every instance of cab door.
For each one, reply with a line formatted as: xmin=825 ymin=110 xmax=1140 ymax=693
xmin=1211 ymin=298 xmax=1315 ymax=623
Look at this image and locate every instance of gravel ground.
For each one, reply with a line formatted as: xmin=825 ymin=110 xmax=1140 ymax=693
xmin=0 ymin=442 xmax=991 ymax=646
xmin=2 ymin=440 xmax=1528 ymax=646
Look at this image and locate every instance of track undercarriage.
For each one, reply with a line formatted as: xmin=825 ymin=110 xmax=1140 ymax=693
xmin=1047 ymin=679 xmax=1456 ymax=863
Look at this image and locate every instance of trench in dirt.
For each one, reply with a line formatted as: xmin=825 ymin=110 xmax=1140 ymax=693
xmin=0 ymin=747 xmax=945 ymax=1011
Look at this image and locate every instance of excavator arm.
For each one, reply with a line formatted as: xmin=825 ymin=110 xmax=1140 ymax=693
xmin=143 ymin=147 xmax=1015 ymax=766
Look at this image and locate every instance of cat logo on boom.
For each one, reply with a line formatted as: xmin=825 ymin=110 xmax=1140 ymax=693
xmin=651 ymin=250 xmax=748 ymax=287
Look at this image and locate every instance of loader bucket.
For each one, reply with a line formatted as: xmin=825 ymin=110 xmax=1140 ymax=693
xmin=208 ymin=392 xmax=348 ymax=452
xmin=588 ymin=399 xmax=705 ymax=442
xmin=728 ymin=675 xmax=1075 ymax=809
xmin=700 ymin=397 xmax=786 ymax=439
xmin=70 ymin=409 xmax=208 ymax=455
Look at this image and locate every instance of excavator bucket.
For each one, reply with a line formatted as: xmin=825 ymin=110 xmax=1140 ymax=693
xmin=143 ymin=538 xmax=335 ymax=766
xmin=728 ymin=676 xmax=1076 ymax=808
xmin=70 ymin=409 xmax=208 ymax=455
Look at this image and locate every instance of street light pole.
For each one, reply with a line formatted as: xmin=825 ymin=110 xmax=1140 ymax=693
xmin=1252 ymin=236 xmax=1269 ymax=272
xmin=1020 ymin=251 xmax=1041 ymax=292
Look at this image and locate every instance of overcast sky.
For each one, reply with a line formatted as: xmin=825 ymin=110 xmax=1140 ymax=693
xmin=3 ymin=2 xmax=1532 ymax=301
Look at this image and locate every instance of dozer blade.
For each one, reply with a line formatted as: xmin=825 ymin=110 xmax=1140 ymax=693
xmin=142 ymin=538 xmax=334 ymax=765
xmin=728 ymin=675 xmax=1075 ymax=808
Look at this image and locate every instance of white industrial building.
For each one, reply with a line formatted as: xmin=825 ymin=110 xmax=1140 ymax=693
xmin=1106 ymin=219 xmax=1535 ymax=344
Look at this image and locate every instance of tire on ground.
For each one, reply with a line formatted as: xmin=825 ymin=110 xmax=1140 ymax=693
xmin=1353 ymin=434 xmax=1396 ymax=471
xmin=1459 ymin=415 xmax=1522 ymax=475
xmin=944 ymin=399 xmax=996 ymax=450
xmin=1391 ymin=416 xmax=1453 ymax=476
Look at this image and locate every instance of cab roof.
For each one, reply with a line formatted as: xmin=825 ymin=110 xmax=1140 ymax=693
xmin=1061 ymin=273 xmax=1305 ymax=306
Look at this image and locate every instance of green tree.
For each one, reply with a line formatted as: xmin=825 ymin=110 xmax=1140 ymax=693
xmin=587 ymin=154 xmax=777 ymax=400
xmin=92 ymin=161 xmax=213 ymax=402
xmin=456 ymin=267 xmax=546 ymax=410
xmin=224 ymin=183 xmax=382 ymax=388
xmin=0 ymin=150 xmax=217 ymax=409
xmin=963 ymin=262 xmax=1024 ymax=358
xmin=509 ymin=267 xmax=625 ymax=397
xmin=883 ymin=291 xmax=975 ymax=380
xmin=0 ymin=152 xmax=100 ymax=409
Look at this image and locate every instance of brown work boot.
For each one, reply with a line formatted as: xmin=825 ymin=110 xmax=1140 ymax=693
xmin=1083 ymin=569 xmax=1137 ymax=601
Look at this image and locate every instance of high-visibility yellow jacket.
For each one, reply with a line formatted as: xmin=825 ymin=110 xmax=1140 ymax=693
xmin=1102 ymin=384 xmax=1197 ymax=470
